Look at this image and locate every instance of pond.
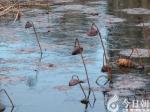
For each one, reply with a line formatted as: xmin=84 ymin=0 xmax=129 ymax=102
xmin=0 ymin=0 xmax=150 ymax=112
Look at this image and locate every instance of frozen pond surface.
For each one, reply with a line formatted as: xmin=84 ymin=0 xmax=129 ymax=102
xmin=1 ymin=0 xmax=150 ymax=112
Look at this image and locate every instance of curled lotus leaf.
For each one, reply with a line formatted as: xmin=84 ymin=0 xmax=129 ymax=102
xmin=69 ymin=79 xmax=84 ymax=86
xmin=87 ymin=25 xmax=98 ymax=36
xmin=25 ymin=21 xmax=33 ymax=29
xmin=72 ymin=47 xmax=83 ymax=55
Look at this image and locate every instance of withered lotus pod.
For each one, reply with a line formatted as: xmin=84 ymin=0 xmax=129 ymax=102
xmin=72 ymin=47 xmax=83 ymax=55
xmin=87 ymin=25 xmax=98 ymax=36
xmin=89 ymin=13 xmax=99 ymax=16
xmin=0 ymin=103 xmax=5 ymax=112
xmin=80 ymin=98 xmax=89 ymax=104
xmin=25 ymin=21 xmax=33 ymax=29
xmin=101 ymin=65 xmax=111 ymax=73
xmin=69 ymin=79 xmax=84 ymax=86
xmin=48 ymin=64 xmax=54 ymax=67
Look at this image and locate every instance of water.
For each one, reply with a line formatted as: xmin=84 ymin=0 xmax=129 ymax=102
xmin=0 ymin=0 xmax=150 ymax=112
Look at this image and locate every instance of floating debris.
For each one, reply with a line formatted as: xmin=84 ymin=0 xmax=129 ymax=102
xmin=136 ymin=64 xmax=145 ymax=70
xmin=113 ymin=74 xmax=147 ymax=89
xmin=80 ymin=86 xmax=111 ymax=92
xmin=107 ymin=74 xmax=147 ymax=96
xmin=15 ymin=48 xmax=37 ymax=54
xmin=53 ymin=85 xmax=72 ymax=92
xmin=89 ymin=12 xmax=99 ymax=16
xmin=53 ymin=5 xmax=97 ymax=14
xmin=0 ymin=67 xmax=17 ymax=74
xmin=107 ymin=89 xmax=134 ymax=97
xmin=136 ymin=22 xmax=150 ymax=27
xmin=102 ymin=15 xmax=126 ymax=23
xmin=121 ymin=8 xmax=150 ymax=14
xmin=119 ymin=49 xmax=150 ymax=58
xmin=38 ymin=63 xmax=56 ymax=70
xmin=0 ymin=75 xmax=26 ymax=84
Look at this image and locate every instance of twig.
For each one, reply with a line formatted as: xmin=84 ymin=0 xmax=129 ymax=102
xmin=13 ymin=10 xmax=20 ymax=23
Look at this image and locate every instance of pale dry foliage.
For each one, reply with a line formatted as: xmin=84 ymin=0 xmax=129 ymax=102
xmin=0 ymin=0 xmax=50 ymax=22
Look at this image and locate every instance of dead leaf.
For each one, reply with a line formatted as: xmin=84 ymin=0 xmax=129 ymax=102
xmin=116 ymin=58 xmax=134 ymax=68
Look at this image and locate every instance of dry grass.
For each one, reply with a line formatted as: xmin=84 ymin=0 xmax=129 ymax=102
xmin=0 ymin=0 xmax=51 ymax=22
